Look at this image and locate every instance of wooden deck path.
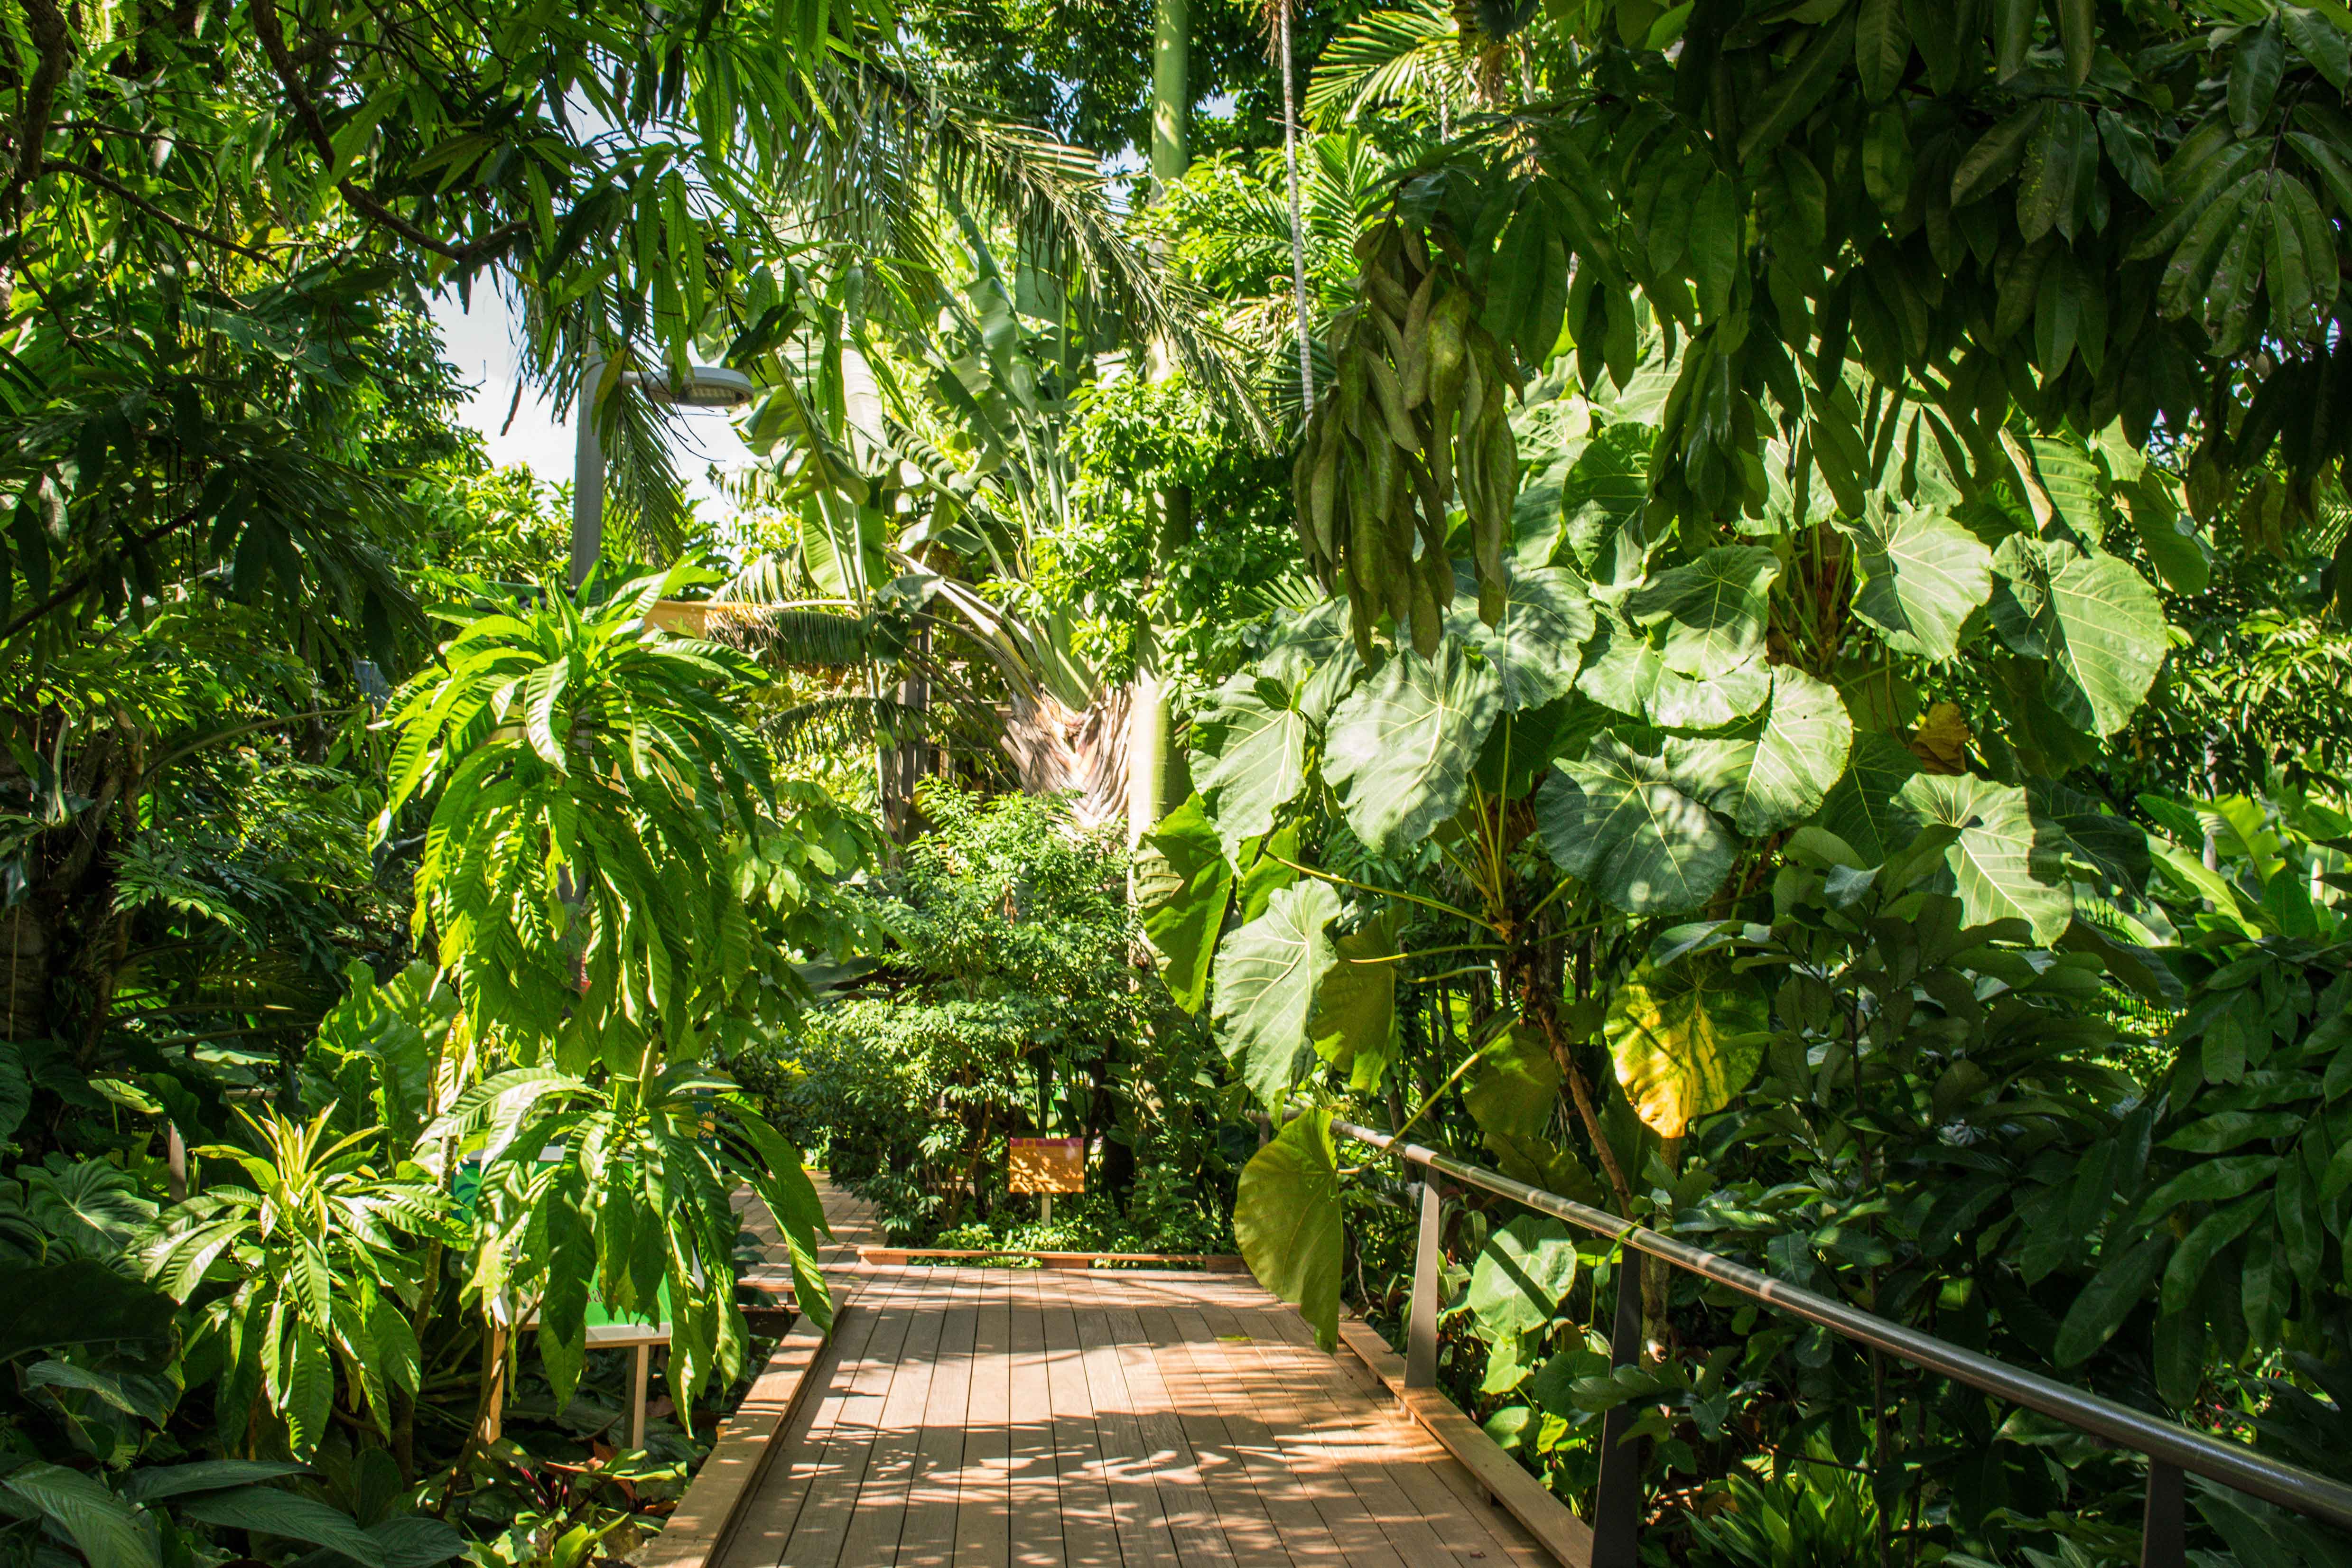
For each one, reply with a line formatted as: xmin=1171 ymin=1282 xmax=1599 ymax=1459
xmin=713 ymin=1180 xmax=1557 ymax=1568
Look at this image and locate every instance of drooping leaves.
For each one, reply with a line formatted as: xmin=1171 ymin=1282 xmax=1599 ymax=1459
xmin=1235 ymin=1108 xmax=1345 ymax=1351
xmin=1137 ymin=795 xmax=1235 ymax=1014
xmin=1211 ymin=881 xmax=1340 ymax=1109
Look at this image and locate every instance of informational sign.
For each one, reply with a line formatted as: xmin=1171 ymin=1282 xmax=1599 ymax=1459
xmin=1007 ymin=1136 xmax=1087 ymax=1194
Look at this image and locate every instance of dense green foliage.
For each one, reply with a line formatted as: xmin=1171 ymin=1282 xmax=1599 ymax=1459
xmin=766 ymin=785 xmax=1243 ymax=1254
xmin=12 ymin=0 xmax=2352 ymax=1563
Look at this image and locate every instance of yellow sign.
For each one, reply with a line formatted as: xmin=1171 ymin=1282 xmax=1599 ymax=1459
xmin=1008 ymin=1136 xmax=1086 ymax=1194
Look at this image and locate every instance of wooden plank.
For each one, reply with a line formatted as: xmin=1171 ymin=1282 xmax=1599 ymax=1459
xmin=862 ymin=1250 xmax=1249 ymax=1272
xmin=898 ymin=1270 xmax=981 ymax=1568
xmin=1335 ymin=1316 xmax=1588 ymax=1568
xmin=648 ymin=1300 xmax=841 ymax=1568
xmin=1195 ymin=1299 xmax=1511 ymax=1568
xmin=717 ymin=1278 xmax=889 ymax=1568
xmin=777 ymin=1267 xmax=925 ymax=1567
xmin=831 ymin=1267 xmax=953 ymax=1567
xmin=1087 ymin=1297 xmax=1243 ymax=1567
xmin=955 ymin=1270 xmax=1015 ymax=1568
xmin=1144 ymin=1304 xmax=1411 ymax=1568
xmin=1111 ymin=1278 xmax=1296 ymax=1568
xmin=1005 ymin=1270 xmax=1067 ymax=1568
xmin=1062 ymin=1273 xmax=1184 ymax=1568
xmin=1037 ymin=1272 xmax=1123 ymax=1567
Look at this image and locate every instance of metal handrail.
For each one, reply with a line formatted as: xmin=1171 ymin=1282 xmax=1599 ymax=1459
xmin=1314 ymin=1111 xmax=2352 ymax=1568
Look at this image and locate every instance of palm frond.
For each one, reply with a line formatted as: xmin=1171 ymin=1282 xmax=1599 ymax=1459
xmin=1306 ymin=0 xmax=1466 ymax=126
xmin=789 ymin=59 xmax=1272 ymax=444
xmin=762 ymin=695 xmax=941 ymax=761
xmin=703 ymin=605 xmax=875 ymax=668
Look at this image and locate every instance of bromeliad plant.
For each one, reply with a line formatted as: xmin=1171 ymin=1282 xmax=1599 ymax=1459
xmin=374 ymin=567 xmax=835 ymax=1426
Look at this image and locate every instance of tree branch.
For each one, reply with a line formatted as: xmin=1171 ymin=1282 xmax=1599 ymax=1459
xmin=0 ymin=0 xmax=72 ymax=234
xmin=45 ymin=160 xmax=274 ymax=262
xmin=246 ymin=0 xmax=532 ymax=269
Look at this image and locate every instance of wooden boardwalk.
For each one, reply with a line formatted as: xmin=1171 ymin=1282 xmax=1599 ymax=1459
xmin=714 ymin=1181 xmax=1555 ymax=1568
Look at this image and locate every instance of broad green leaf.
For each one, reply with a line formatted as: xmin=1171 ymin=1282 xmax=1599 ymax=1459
xmin=1235 ymin=1108 xmax=1344 ymax=1351
xmin=2054 ymin=1233 xmax=2172 ymax=1365
xmin=2118 ymin=474 xmax=2210 ymax=594
xmin=1310 ymin=918 xmax=1399 ymax=1092
xmin=120 ymin=1463 xmax=312 ymax=1504
xmin=1324 ymin=640 xmax=1505 ymax=857
xmin=1855 ymin=0 xmax=1911 ymax=100
xmin=1669 ymin=668 xmax=1855 ymax=836
xmin=2036 ymin=543 xmax=2168 ymax=736
xmin=1468 ymin=1216 xmax=1581 ymax=1340
xmin=1814 ymin=733 xmax=1925 ymax=863
xmin=1536 ymin=735 xmax=1738 ymax=915
xmin=1449 ymin=566 xmax=1597 ymax=711
xmin=1560 ymin=425 xmax=1656 ymax=597
xmin=1645 ymin=655 xmax=1772 ymax=729
xmin=1191 ymin=675 xmax=1310 ymax=863
xmin=1897 ymin=772 xmax=2074 ymax=941
xmin=2162 ymin=1196 xmax=2267 ymax=1314
xmin=1846 ymin=505 xmax=1994 ymax=659
xmin=1212 ymin=881 xmax=1340 ymax=1110
xmin=0 ymin=1261 xmax=176 ymax=1364
xmin=1137 ymin=795 xmax=1235 ymax=1015
xmin=178 ymin=1487 xmax=386 ymax=1568
xmin=1625 ymin=546 xmax=1782 ymax=677
xmin=1463 ymin=1025 xmax=1563 ymax=1141
xmin=1604 ymin=959 xmax=1770 ymax=1137
xmin=1 ymin=1465 xmax=157 ymax=1568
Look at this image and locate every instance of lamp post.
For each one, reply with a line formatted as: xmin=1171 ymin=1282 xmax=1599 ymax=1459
xmin=569 ymin=360 xmax=756 ymax=589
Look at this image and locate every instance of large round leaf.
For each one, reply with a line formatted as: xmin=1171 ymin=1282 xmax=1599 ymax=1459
xmin=1324 ymin=640 xmax=1505 ymax=857
xmin=1992 ymin=537 xmax=2166 ymax=737
xmin=1645 ymin=654 xmax=1771 ymax=730
xmin=1897 ymin=771 xmax=2075 ymax=941
xmin=1624 ymin=545 xmax=1781 ymax=677
xmin=1468 ymin=1215 xmax=1581 ymax=1340
xmin=1667 ymin=667 xmax=1855 ymax=836
xmin=1845 ymin=504 xmax=1994 ymax=660
xmin=1211 ymin=881 xmax=1339 ymax=1110
xmin=1604 ymin=959 xmax=1770 ymax=1137
xmin=1814 ymin=732 xmax=1926 ymax=863
xmin=1235 ymin=1108 xmax=1344 ymax=1351
xmin=1535 ymin=735 xmax=1738 ymax=914
xmin=1448 ymin=566 xmax=1597 ymax=711
xmin=1192 ymin=674 xmax=1310 ymax=862
xmin=1136 ymin=795 xmax=1233 ymax=1015
xmin=1310 ymin=917 xmax=1399 ymax=1092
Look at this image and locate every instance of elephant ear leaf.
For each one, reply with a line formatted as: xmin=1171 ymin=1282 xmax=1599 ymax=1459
xmin=1448 ymin=566 xmax=1597 ymax=711
xmin=1468 ymin=1215 xmax=1581 ymax=1341
xmin=1667 ymin=668 xmax=1855 ymax=837
xmin=1192 ymin=675 xmax=1310 ymax=863
xmin=1311 ymin=917 xmax=1399 ymax=1092
xmin=1844 ymin=505 xmax=1994 ymax=660
xmin=1324 ymin=641 xmax=1506 ymax=857
xmin=1235 ymin=1108 xmax=1344 ymax=1351
xmin=1462 ymin=1025 xmax=1561 ymax=1141
xmin=1624 ymin=545 xmax=1780 ymax=677
xmin=1137 ymin=795 xmax=1235 ymax=1014
xmin=1604 ymin=958 xmax=1770 ymax=1138
xmin=1212 ymin=881 xmax=1340 ymax=1110
xmin=1896 ymin=772 xmax=2074 ymax=941
xmin=1536 ymin=735 xmax=1738 ymax=915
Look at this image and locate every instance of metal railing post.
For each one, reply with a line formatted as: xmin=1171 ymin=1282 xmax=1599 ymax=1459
xmin=2142 ymin=1462 xmax=2186 ymax=1568
xmin=1588 ymin=1249 xmax=1646 ymax=1568
xmin=1405 ymin=1177 xmax=1442 ymax=1388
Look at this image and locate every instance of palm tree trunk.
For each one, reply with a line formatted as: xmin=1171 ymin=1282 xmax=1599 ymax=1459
xmin=1278 ymin=0 xmax=1316 ymax=417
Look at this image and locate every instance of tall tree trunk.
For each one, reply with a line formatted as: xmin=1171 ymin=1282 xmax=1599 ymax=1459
xmin=1131 ymin=0 xmax=1191 ymax=849
xmin=1277 ymin=0 xmax=1316 ymax=417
